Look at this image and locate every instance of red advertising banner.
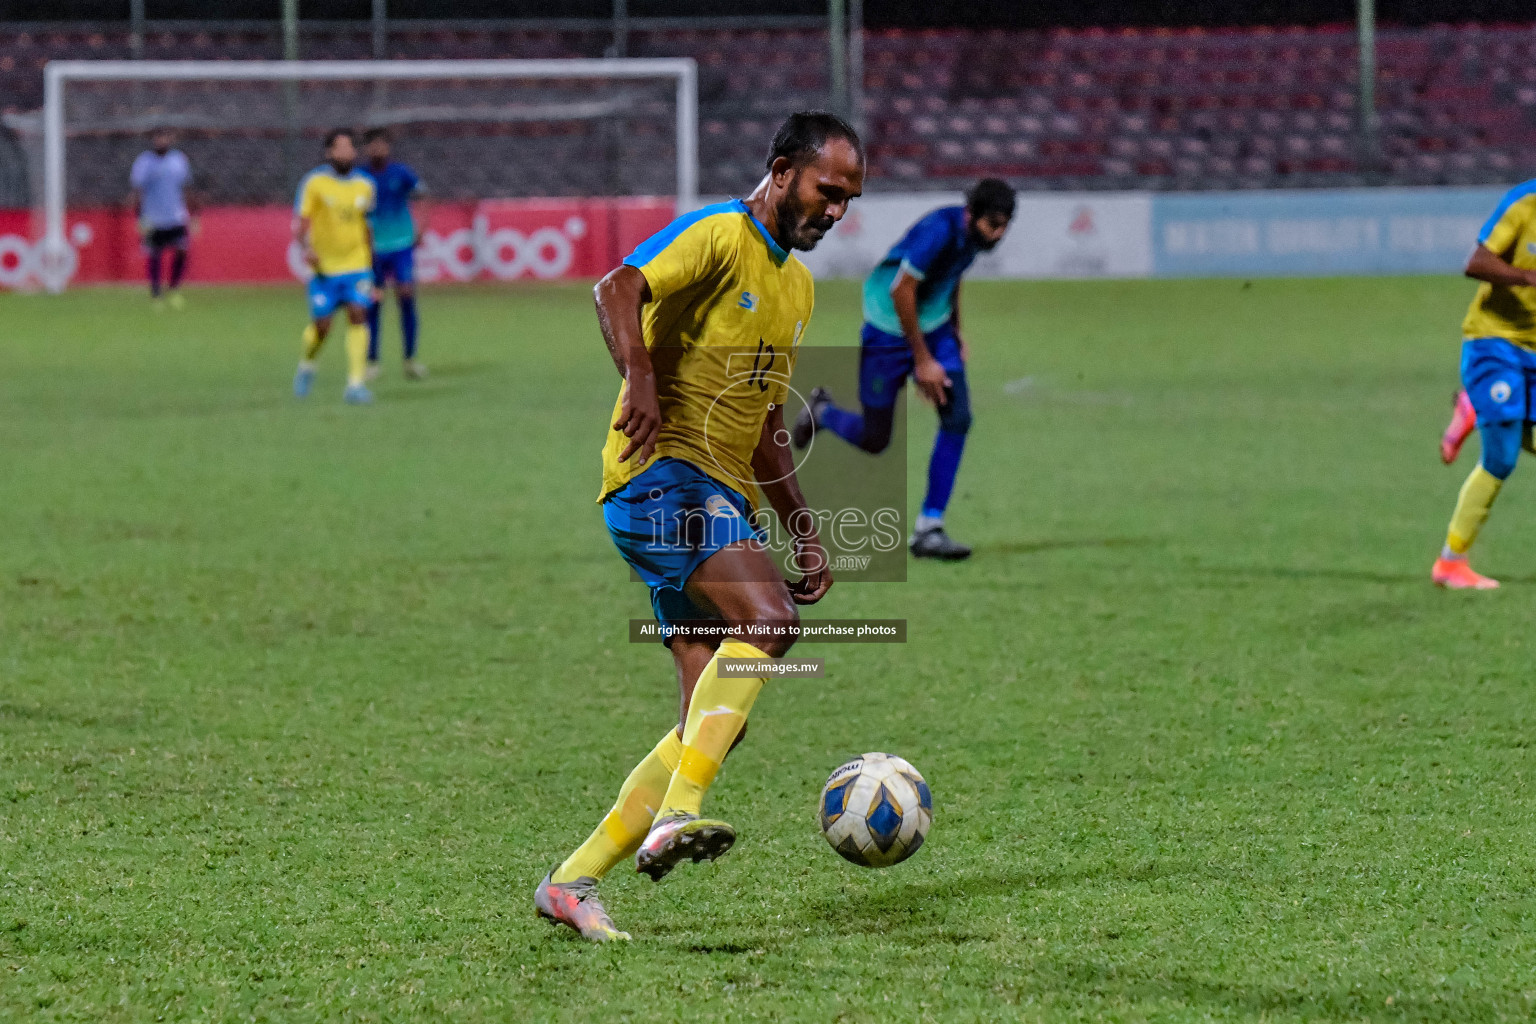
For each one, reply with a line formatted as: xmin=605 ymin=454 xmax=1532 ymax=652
xmin=0 ymin=198 xmax=676 ymax=290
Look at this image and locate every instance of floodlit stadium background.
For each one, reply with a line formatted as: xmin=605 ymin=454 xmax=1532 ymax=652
xmin=5 ymin=0 xmax=1536 ymax=288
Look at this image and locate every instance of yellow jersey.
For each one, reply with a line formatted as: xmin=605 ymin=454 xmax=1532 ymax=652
xmin=1464 ymin=180 xmax=1536 ymax=347
xmin=600 ymin=199 xmax=815 ymax=505
xmin=295 ymin=167 xmax=375 ymax=276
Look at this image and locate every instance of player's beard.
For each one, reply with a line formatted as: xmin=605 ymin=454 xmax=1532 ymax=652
xmin=969 ymin=225 xmax=1002 ymax=251
xmin=331 ymin=158 xmax=354 ymax=175
xmin=775 ymin=180 xmax=836 ymax=252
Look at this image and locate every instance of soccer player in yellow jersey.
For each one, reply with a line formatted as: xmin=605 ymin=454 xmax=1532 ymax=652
xmin=291 ymin=129 xmax=377 ymax=405
xmin=534 ymin=112 xmax=864 ymax=942
xmin=1432 ymin=180 xmax=1536 ymax=589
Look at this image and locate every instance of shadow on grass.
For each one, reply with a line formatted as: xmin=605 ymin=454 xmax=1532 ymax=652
xmin=369 ymin=380 xmax=478 ymax=404
xmin=798 ymin=858 xmax=1189 ymax=931
xmin=985 ymin=537 xmax=1164 ymax=557
xmin=0 ymin=700 xmax=141 ymax=731
xmin=792 ymin=873 xmax=1520 ymax=1020
xmin=1063 ymin=971 xmax=1513 ymax=1023
xmin=1192 ymin=564 xmax=1424 ymax=585
xmin=403 ymin=360 xmax=497 ymax=379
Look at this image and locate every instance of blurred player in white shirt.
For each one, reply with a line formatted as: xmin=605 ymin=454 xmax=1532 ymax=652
xmin=129 ymin=128 xmax=195 ymax=309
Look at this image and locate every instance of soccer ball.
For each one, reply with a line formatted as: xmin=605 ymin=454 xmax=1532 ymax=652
xmin=818 ymin=752 xmax=932 ymax=868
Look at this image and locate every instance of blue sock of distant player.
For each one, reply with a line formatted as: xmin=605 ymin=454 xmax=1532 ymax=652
xmin=147 ymin=252 xmax=162 ymax=297
xmin=920 ymin=431 xmax=967 ymax=525
xmin=366 ymin=298 xmax=383 ymax=363
xmin=399 ymin=294 xmax=419 ymax=360
xmin=917 ymin=372 xmax=972 ymax=530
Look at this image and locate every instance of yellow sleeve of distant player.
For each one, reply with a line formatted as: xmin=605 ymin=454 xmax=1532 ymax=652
xmin=623 ymin=214 xmax=729 ymax=303
xmin=1481 ymin=193 xmax=1535 ymax=257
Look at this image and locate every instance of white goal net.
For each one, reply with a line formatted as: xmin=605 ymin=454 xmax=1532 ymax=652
xmin=36 ymin=58 xmax=697 ymax=292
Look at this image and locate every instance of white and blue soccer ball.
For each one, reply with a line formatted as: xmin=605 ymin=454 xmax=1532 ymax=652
xmin=818 ymin=752 xmax=932 ymax=868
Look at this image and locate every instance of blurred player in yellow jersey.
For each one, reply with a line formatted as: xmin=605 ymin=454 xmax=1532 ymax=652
xmin=291 ymin=129 xmax=377 ymax=405
xmin=534 ymin=112 xmax=864 ymax=942
xmin=1432 ymin=179 xmax=1536 ymax=589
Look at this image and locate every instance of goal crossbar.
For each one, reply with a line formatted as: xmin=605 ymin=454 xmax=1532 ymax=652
xmin=41 ymin=57 xmax=699 ymax=290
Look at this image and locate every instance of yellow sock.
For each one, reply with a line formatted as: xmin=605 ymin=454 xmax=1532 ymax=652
xmin=302 ymin=324 xmax=325 ymax=360
xmin=345 ymin=323 xmax=369 ymax=387
xmin=1446 ymin=464 xmax=1504 ymax=554
xmin=552 ymin=729 xmax=682 ymax=883
xmin=656 ymin=640 xmax=769 ymax=821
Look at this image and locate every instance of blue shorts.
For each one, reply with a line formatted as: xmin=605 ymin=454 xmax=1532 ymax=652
xmin=374 ymin=247 xmax=415 ymax=286
xmin=859 ymin=321 xmax=964 ymax=409
xmin=603 ymin=457 xmax=764 ymax=639
xmin=307 ymin=270 xmax=373 ymax=319
xmin=1462 ymin=336 xmax=1536 ymax=424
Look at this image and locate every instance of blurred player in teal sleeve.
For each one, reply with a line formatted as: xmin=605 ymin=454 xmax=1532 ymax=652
xmin=360 ymin=128 xmax=427 ymax=381
xmin=793 ymin=179 xmax=1015 ymax=560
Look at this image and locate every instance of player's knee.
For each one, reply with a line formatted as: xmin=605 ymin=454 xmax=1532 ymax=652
xmin=1483 ymin=452 xmax=1518 ymax=480
xmin=858 ymin=407 xmax=896 ymax=454
xmin=397 ymin=283 xmax=415 ymax=299
xmin=1480 ymin=422 xmax=1522 ymax=479
xmin=858 ymin=427 xmax=893 ymax=455
xmin=939 ymin=405 xmax=972 ymax=435
xmin=1482 ymin=447 xmax=1519 ymax=480
xmin=743 ymin=591 xmax=799 ymax=658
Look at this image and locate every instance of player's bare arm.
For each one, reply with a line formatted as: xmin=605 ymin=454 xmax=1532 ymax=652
xmin=410 ymin=185 xmax=426 ymax=247
xmin=593 ymin=264 xmax=661 ymax=464
xmin=128 ymin=186 xmax=148 ymax=237
xmin=891 ymin=270 xmax=950 ymax=407
xmin=752 ymin=403 xmax=833 ymax=604
xmin=1466 ymin=243 xmax=1536 ymax=288
xmin=293 ymin=214 xmax=318 ymax=271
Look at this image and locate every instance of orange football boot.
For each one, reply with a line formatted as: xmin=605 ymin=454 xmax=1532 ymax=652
xmin=1432 ymin=556 xmax=1500 ymax=590
xmin=634 ymin=814 xmax=736 ymax=881
xmin=534 ymin=873 xmax=630 ymax=942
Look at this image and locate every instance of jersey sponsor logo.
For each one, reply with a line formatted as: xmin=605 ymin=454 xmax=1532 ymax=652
xmin=738 ymin=290 xmax=759 ymax=311
xmin=1491 ymin=380 xmax=1513 ymax=404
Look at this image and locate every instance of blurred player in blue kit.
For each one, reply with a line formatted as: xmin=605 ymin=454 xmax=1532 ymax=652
xmin=360 ymin=128 xmax=427 ymax=381
xmin=794 ymin=179 xmax=1016 ymax=560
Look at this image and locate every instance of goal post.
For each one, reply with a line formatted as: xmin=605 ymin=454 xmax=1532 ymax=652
xmin=39 ymin=57 xmax=698 ymax=292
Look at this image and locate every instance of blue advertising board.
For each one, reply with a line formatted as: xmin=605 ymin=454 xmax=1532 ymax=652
xmin=1150 ymin=186 xmax=1510 ymax=277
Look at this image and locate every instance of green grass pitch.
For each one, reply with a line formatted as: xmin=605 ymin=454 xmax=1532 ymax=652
xmin=3 ymin=277 xmax=1535 ymax=1022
